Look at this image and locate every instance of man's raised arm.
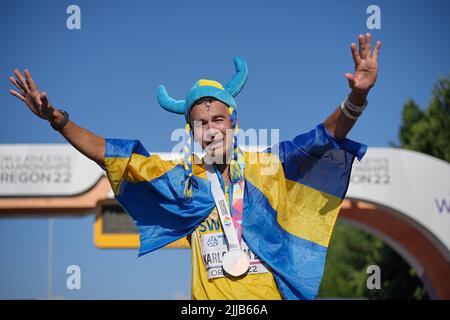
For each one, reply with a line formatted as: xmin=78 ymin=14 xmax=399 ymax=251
xmin=9 ymin=69 xmax=106 ymax=168
xmin=324 ymin=33 xmax=381 ymax=140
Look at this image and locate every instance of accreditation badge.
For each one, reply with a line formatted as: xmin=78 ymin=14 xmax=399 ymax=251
xmin=200 ymin=232 xmax=270 ymax=279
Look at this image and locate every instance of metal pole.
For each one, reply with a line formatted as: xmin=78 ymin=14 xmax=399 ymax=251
xmin=48 ymin=218 xmax=54 ymax=299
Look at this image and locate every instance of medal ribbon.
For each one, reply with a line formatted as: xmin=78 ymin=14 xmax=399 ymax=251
xmin=205 ymin=162 xmax=241 ymax=252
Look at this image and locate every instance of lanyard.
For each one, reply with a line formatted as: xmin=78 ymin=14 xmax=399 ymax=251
xmin=205 ymin=163 xmax=241 ymax=251
xmin=212 ymin=164 xmax=234 ymax=217
xmin=205 ymin=161 xmax=249 ymax=277
xmin=212 ymin=164 xmax=245 ymax=244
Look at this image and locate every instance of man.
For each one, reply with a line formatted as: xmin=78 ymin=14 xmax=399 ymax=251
xmin=9 ymin=33 xmax=381 ymax=300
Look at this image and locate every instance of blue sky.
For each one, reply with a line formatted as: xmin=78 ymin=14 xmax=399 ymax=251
xmin=1 ymin=0 xmax=449 ymax=299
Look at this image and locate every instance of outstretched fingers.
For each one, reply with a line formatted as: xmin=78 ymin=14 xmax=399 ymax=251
xmin=13 ymin=69 xmax=30 ymax=92
xmin=351 ymin=43 xmax=362 ymax=65
xmin=365 ymin=33 xmax=372 ymax=57
xmin=9 ymin=89 xmax=26 ymax=102
xmin=355 ymin=33 xmax=381 ymax=61
xmin=24 ymin=69 xmax=38 ymax=91
xmin=358 ymin=34 xmax=367 ymax=59
xmin=373 ymin=40 xmax=382 ymax=60
xmin=9 ymin=76 xmax=27 ymax=94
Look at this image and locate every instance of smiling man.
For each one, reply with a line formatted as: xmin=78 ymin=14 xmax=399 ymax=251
xmin=9 ymin=33 xmax=381 ymax=300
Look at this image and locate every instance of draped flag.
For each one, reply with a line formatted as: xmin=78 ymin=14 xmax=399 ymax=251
xmin=104 ymin=123 xmax=366 ymax=299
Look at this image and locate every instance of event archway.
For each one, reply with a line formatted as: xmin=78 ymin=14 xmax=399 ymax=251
xmin=340 ymin=199 xmax=450 ymax=299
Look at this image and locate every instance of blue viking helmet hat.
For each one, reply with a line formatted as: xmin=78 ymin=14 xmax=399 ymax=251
xmin=156 ymin=56 xmax=248 ymax=200
xmin=156 ymin=56 xmax=248 ymax=122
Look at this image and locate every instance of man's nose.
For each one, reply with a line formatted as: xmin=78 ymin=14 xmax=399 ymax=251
xmin=204 ymin=127 xmax=219 ymax=141
xmin=205 ymin=121 xmax=217 ymax=131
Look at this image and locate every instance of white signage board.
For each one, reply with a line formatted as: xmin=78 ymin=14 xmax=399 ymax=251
xmin=0 ymin=144 xmax=174 ymax=197
xmin=0 ymin=144 xmax=104 ymax=196
xmin=348 ymin=148 xmax=450 ymax=255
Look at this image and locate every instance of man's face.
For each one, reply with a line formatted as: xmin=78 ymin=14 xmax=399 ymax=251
xmin=189 ymin=100 xmax=234 ymax=164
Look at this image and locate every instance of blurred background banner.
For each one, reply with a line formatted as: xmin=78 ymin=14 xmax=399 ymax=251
xmin=0 ymin=0 xmax=449 ymax=300
xmin=0 ymin=144 xmax=103 ymax=196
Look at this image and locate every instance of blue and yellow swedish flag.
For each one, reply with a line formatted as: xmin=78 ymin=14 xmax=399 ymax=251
xmin=104 ymin=123 xmax=366 ymax=299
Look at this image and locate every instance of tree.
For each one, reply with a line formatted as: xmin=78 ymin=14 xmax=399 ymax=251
xmin=319 ymin=222 xmax=427 ymax=300
xmin=399 ymin=75 xmax=450 ymax=162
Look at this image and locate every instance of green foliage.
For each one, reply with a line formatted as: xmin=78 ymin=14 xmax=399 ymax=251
xmin=320 ymin=75 xmax=450 ymax=299
xmin=399 ymin=75 xmax=450 ymax=162
xmin=362 ymin=242 xmax=428 ymax=300
xmin=319 ymin=222 xmax=428 ymax=300
xmin=319 ymin=222 xmax=383 ymax=298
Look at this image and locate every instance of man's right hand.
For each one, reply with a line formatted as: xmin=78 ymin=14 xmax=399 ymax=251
xmin=9 ymin=69 xmax=62 ymax=125
xmin=9 ymin=68 xmax=106 ymax=168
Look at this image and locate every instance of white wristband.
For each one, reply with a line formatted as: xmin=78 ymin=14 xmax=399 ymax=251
xmin=345 ymin=96 xmax=368 ymax=113
xmin=340 ymin=101 xmax=359 ymax=120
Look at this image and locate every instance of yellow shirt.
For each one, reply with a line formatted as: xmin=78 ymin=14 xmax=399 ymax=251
xmin=189 ymin=186 xmax=282 ymax=300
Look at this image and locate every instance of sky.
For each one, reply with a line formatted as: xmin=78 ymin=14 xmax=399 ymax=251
xmin=0 ymin=0 xmax=449 ymax=299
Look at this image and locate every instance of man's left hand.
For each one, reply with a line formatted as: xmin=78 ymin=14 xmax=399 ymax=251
xmin=345 ymin=33 xmax=381 ymax=94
